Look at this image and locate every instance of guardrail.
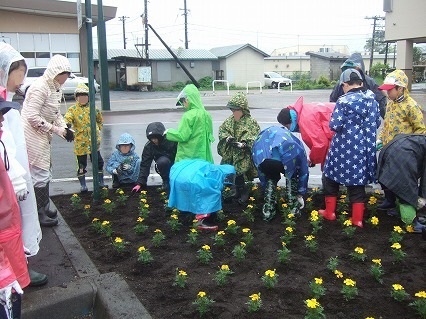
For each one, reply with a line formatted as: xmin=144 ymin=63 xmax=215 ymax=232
xmin=212 ymin=80 xmax=230 ymax=95
xmin=246 ymin=81 xmax=262 ymax=94
xmin=277 ymin=80 xmax=293 ymax=93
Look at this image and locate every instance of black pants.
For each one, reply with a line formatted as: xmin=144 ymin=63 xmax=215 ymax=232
xmin=0 ymin=292 xmax=21 ymax=319
xmin=323 ymin=176 xmax=366 ymax=203
xmin=76 ymin=151 xmax=104 ymax=176
xmin=259 ymin=159 xmax=284 ymax=185
xmin=154 ymin=156 xmax=173 ymax=181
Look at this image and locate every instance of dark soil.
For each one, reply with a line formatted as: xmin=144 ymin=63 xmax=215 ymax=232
xmin=54 ymin=186 xmax=426 ymax=319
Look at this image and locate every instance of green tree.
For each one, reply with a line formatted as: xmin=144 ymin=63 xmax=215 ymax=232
xmin=413 ymin=46 xmax=424 ymax=65
xmin=364 ymin=30 xmax=387 ymax=54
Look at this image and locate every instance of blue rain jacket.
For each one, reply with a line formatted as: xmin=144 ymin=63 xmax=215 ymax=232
xmin=168 ymin=159 xmax=235 ymax=214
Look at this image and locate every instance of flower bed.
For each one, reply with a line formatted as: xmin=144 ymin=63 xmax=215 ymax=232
xmin=54 ymin=186 xmax=426 ymax=319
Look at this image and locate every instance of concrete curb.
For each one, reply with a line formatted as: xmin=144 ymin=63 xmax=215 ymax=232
xmin=22 ymin=204 xmax=152 ymax=319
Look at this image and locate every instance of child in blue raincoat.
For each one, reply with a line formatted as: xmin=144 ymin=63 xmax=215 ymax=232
xmin=106 ymin=133 xmax=141 ymax=188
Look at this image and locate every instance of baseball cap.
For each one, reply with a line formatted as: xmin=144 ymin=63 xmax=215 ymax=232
xmin=339 ymin=68 xmax=363 ymax=83
xmin=378 ymin=69 xmax=408 ymax=91
xmin=0 ymin=96 xmax=20 ymax=115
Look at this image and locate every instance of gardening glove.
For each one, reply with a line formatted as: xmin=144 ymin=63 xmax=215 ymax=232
xmin=16 ymin=188 xmax=28 ymax=201
xmin=112 ymin=168 xmax=121 ymax=175
xmin=418 ymin=197 xmax=426 ymax=209
xmin=0 ymin=281 xmax=23 ymax=319
xmin=226 ymin=136 xmax=235 ymax=144
xmin=65 ymin=127 xmax=75 ymax=142
xmin=308 ymin=159 xmax=316 ymax=168
xmin=297 ymin=195 xmax=305 ymax=209
xmin=132 ymin=184 xmax=146 ymax=193
xmin=162 ymin=129 xmax=169 ymax=136
xmin=376 ymin=139 xmax=383 ymax=151
xmin=51 ymin=126 xmax=67 ymax=139
xmin=120 ymin=163 xmax=131 ymax=171
xmin=232 ymin=141 xmax=247 ymax=149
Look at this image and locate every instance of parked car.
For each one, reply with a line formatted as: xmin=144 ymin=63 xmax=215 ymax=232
xmin=264 ymin=71 xmax=292 ymax=89
xmin=18 ymin=67 xmax=100 ymax=97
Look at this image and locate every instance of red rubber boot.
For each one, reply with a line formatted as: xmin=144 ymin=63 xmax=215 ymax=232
xmin=351 ymin=202 xmax=365 ymax=228
xmin=318 ymin=196 xmax=337 ymax=221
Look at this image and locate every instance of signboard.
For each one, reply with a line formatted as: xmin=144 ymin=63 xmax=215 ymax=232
xmin=138 ymin=66 xmax=152 ymax=83
xmin=77 ymin=0 xmax=83 ymax=30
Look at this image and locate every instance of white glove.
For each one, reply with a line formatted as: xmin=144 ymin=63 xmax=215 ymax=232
xmin=122 ymin=163 xmax=131 ymax=170
xmin=16 ymin=188 xmax=28 ymax=201
xmin=418 ymin=197 xmax=426 ymax=209
xmin=297 ymin=195 xmax=304 ymax=209
xmin=163 ymin=129 xmax=169 ymax=136
xmin=112 ymin=169 xmax=118 ymax=175
xmin=0 ymin=281 xmax=23 ymax=319
xmin=233 ymin=142 xmax=246 ymax=148
xmin=226 ymin=136 xmax=235 ymax=143
xmin=376 ymin=139 xmax=383 ymax=151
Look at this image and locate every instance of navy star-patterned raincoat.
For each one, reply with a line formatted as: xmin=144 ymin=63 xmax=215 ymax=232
xmin=323 ymin=89 xmax=381 ymax=186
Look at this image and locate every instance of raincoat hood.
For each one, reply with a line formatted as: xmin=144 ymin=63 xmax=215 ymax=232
xmin=43 ymin=54 xmax=72 ymax=82
xmin=178 ymin=84 xmax=205 ymax=111
xmin=0 ymin=43 xmax=26 ymax=90
xmin=116 ymin=133 xmax=136 ymax=153
xmin=146 ymin=122 xmax=166 ymax=139
xmin=227 ymin=92 xmax=251 ymax=116
xmin=341 ymin=53 xmax=365 ymax=73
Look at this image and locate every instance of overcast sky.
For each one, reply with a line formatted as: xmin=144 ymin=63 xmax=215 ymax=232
xmin=94 ymin=0 xmax=385 ymax=54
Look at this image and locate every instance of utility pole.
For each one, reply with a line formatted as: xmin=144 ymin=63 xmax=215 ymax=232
xmin=180 ymin=0 xmax=189 ymax=49
xmin=119 ymin=16 xmax=129 ymax=49
xmin=143 ymin=0 xmax=149 ymax=59
xmin=365 ymin=16 xmax=385 ymax=73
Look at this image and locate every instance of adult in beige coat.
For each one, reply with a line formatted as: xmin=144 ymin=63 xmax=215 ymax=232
xmin=21 ymin=55 xmax=74 ymax=227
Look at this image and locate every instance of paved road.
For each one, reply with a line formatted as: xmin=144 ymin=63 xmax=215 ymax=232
xmin=50 ymin=86 xmax=426 ymax=195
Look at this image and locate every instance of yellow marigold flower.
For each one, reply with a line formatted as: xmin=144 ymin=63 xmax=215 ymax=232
xmin=92 ymin=218 xmax=99 ymax=223
xmin=287 ymin=213 xmax=295 ymax=219
xmin=285 ymin=226 xmax=293 ymax=233
xmin=314 ymin=277 xmax=323 ymax=285
xmin=310 ymin=215 xmax=319 ymax=222
xmin=249 ymin=197 xmax=255 ymax=202
xmin=154 ymin=229 xmax=162 ymax=233
xmin=138 ymin=246 xmax=146 ymax=252
xmin=250 ymin=293 xmax=260 ymax=301
xmin=217 ymin=231 xmax=225 ymax=236
xmin=392 ymin=284 xmax=404 ymax=291
xmin=247 ymin=204 xmax=254 ymax=209
xmin=173 ymin=208 xmax=179 ymax=213
xmin=72 ymin=193 xmax=79 ymax=197
xmin=341 ymin=211 xmax=348 ymax=215
xmin=192 ymin=219 xmax=198 ymax=223
xmin=119 ymin=190 xmax=124 ymax=195
xmin=240 ymin=242 xmax=246 ymax=247
xmin=305 ymin=235 xmax=315 ymax=241
xmin=251 ymin=185 xmax=258 ymax=190
xmin=340 ymin=194 xmax=346 ymax=199
xmin=281 ymin=242 xmax=286 ymax=247
xmin=414 ymin=291 xmax=426 ymax=298
xmin=140 ymin=198 xmax=147 ymax=203
xmin=312 ymin=187 xmax=319 ymax=192
xmin=84 ymin=204 xmax=91 ymax=209
xmin=282 ymin=203 xmax=288 ymax=208
xmin=161 ymin=192 xmax=166 ymax=196
xmin=221 ymin=265 xmax=230 ymax=271
xmin=371 ymin=216 xmax=379 ymax=225
xmin=391 ymin=243 xmax=401 ymax=250
xmin=144 ymin=204 xmax=149 ymax=208
xmin=372 ymin=259 xmax=381 ymax=265
xmin=140 ymin=190 xmax=147 ymax=195
xmin=306 ymin=197 xmax=312 ymax=202
xmin=202 ymin=244 xmax=210 ymax=250
xmin=311 ymin=210 xmax=318 ymax=216
xmin=164 ymin=200 xmax=169 ymax=204
xmin=334 ymin=270 xmax=343 ymax=278
xmin=190 ymin=228 xmax=197 ymax=233
xmin=365 ymin=317 xmax=375 ymax=319
xmin=101 ymin=221 xmax=110 ymax=226
xmin=178 ymin=270 xmax=187 ymax=276
xmin=225 ymin=187 xmax=230 ymax=192
xmin=197 ymin=291 xmax=206 ymax=298
xmin=137 ymin=217 xmax=144 ymax=222
xmin=343 ymin=219 xmax=353 ymax=226
xmin=265 ymin=269 xmax=276 ymax=277
xmin=242 ymin=228 xmax=250 ymax=233
xmin=227 ymin=220 xmax=236 ymax=226
xmin=406 ymin=225 xmax=414 ymax=233
xmin=343 ymin=278 xmax=356 ymax=286
xmin=393 ymin=226 xmax=403 ymax=233
xmin=354 ymin=247 xmax=364 ymax=254
xmin=306 ymin=298 xmax=319 ymax=309
xmin=114 ymin=237 xmax=123 ymax=243
xmin=170 ymin=214 xmax=178 ymax=220
xmin=104 ymin=199 xmax=111 ymax=204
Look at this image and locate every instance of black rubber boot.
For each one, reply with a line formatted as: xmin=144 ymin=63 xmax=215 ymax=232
xmin=112 ymin=174 xmax=120 ymax=188
xmin=98 ymin=171 xmax=108 ymax=188
xmin=28 ymin=268 xmax=48 ymax=287
xmin=34 ymin=185 xmax=58 ymax=227
xmin=235 ymin=175 xmax=249 ymax=204
xmin=78 ymin=174 xmax=88 ymax=193
xmin=45 ymin=182 xmax=58 ymax=218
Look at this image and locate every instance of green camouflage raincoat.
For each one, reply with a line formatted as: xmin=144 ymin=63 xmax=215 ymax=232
xmin=217 ymin=92 xmax=260 ymax=180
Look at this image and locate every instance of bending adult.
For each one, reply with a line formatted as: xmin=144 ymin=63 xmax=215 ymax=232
xmin=21 ymin=55 xmax=74 ymax=227
xmin=330 ymin=52 xmax=387 ymax=118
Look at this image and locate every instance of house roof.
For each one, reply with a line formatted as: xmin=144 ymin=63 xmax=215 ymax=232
xmin=93 ymin=48 xmax=217 ymax=61
xmin=210 ymin=44 xmax=270 ymax=58
xmin=306 ymin=51 xmax=349 ymax=60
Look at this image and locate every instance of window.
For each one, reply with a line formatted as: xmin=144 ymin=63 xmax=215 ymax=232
xmin=190 ymin=62 xmax=195 ymax=68
xmin=21 ymin=52 xmax=35 ymax=59
xmin=215 ymin=70 xmax=224 ymax=80
xmin=36 ymin=52 xmax=50 ymax=58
